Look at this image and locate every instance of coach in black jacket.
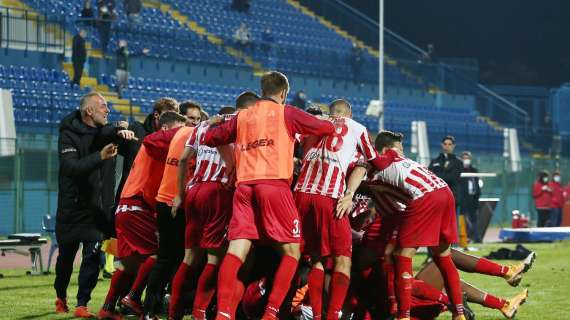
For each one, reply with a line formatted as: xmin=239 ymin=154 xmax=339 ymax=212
xmin=429 ymin=135 xmax=463 ymax=206
xmin=54 ymin=92 xmax=136 ymax=316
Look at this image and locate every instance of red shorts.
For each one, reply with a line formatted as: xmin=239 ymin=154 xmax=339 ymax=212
xmin=398 ymin=188 xmax=458 ymax=248
xmin=229 ymin=182 xmax=301 ymax=243
xmin=115 ymin=198 xmax=158 ymax=258
xmin=184 ymin=182 xmax=233 ymax=249
xmin=295 ymin=192 xmax=352 ymax=258
xmin=361 ymin=214 xmax=400 ymax=255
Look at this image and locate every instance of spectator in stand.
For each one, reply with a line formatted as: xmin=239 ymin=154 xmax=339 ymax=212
xmin=54 ymin=92 xmax=137 ymax=318
xmin=80 ymin=0 xmax=94 ymax=22
xmin=549 ymin=171 xmax=564 ymax=227
xmin=115 ymin=39 xmax=150 ymax=97
xmin=124 ymin=0 xmax=142 ymax=24
xmin=532 ymin=170 xmax=552 ymax=227
xmin=459 ymin=151 xmax=481 ymax=242
xmin=234 ymin=23 xmax=252 ymax=49
xmin=290 ymin=90 xmax=308 ymax=110
xmin=261 ymin=26 xmax=274 ymax=55
xmin=96 ymin=0 xmax=116 ymax=54
xmin=350 ymin=43 xmax=363 ymax=81
xmin=71 ymin=29 xmax=87 ymax=86
xmin=231 ymin=0 xmax=251 ymax=13
xmin=429 ymin=135 xmax=463 ymax=208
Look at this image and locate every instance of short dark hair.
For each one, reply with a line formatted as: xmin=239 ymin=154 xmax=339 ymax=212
xmin=159 ymin=111 xmax=186 ymax=127
xmin=306 ymin=105 xmax=323 ymax=116
xmin=375 ymin=131 xmax=404 ymax=151
xmin=329 ymin=99 xmax=352 ymax=114
xmin=462 ymin=151 xmax=472 ymax=158
xmin=153 ymin=97 xmax=179 ymax=114
xmin=538 ymin=170 xmax=549 ymax=180
xmin=179 ymin=100 xmax=202 ymax=116
xmin=442 ymin=135 xmax=456 ymax=144
xmin=218 ymin=106 xmax=236 ymax=115
xmin=235 ymin=91 xmax=260 ymax=109
xmin=261 ymin=71 xmax=289 ymax=97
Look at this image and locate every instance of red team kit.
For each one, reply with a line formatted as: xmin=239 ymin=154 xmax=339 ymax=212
xmin=94 ymin=72 xmax=533 ymax=320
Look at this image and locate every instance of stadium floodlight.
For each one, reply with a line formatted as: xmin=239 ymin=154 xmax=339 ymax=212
xmin=411 ymin=121 xmax=430 ymax=166
xmin=503 ymin=128 xmax=522 ymax=172
xmin=0 ymin=89 xmax=17 ymax=157
xmin=378 ymin=0 xmax=384 ymax=132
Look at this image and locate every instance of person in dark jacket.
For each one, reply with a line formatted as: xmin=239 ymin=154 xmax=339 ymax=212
xmin=458 ymin=151 xmax=481 ymax=242
xmin=96 ymin=0 xmax=116 ymax=54
xmin=429 ymin=135 xmax=463 ymax=207
xmin=54 ymin=92 xmax=137 ymax=318
xmin=72 ymin=29 xmax=87 ymax=86
xmin=115 ymin=39 xmax=149 ymax=96
xmin=114 ymin=98 xmax=179 ymax=206
xmin=532 ymin=170 xmax=552 ymax=227
xmin=124 ymin=0 xmax=142 ymax=23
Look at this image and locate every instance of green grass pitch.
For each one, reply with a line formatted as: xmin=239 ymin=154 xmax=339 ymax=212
xmin=0 ymin=242 xmax=568 ymax=319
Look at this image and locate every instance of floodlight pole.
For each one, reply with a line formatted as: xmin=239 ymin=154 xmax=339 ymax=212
xmin=378 ymin=0 xmax=385 ymax=132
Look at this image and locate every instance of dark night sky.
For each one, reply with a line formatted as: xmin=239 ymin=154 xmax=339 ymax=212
xmin=349 ymin=0 xmax=570 ymax=87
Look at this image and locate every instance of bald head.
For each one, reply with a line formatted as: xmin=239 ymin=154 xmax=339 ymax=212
xmin=329 ymin=99 xmax=352 ymax=118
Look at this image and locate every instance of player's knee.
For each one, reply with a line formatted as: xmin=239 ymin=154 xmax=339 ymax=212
xmin=281 ymin=243 xmax=301 ymax=260
xmin=398 ymin=247 xmax=416 ymax=258
xmin=334 ymin=256 xmax=352 ymax=274
xmin=400 ymin=272 xmax=412 ymax=279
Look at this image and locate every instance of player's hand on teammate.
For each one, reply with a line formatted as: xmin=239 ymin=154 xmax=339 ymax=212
xmin=208 ymin=115 xmax=224 ymax=126
xmin=118 ymin=129 xmax=138 ymax=141
xmin=100 ymin=143 xmax=118 ymax=160
xmin=171 ymin=196 xmax=182 ymax=218
xmin=116 ymin=121 xmax=129 ymax=129
xmin=335 ymin=191 xmax=354 ymax=219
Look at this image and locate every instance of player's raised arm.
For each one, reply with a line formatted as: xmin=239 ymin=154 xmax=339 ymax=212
xmin=202 ymin=116 xmax=238 ymax=147
xmin=284 ymin=105 xmax=335 ymax=137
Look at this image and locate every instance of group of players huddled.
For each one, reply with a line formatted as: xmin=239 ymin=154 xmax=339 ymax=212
xmin=94 ymin=71 xmax=535 ymax=320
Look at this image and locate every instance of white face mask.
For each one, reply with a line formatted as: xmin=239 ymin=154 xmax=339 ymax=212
xmin=542 ymin=177 xmax=549 ymax=183
xmin=554 ymin=175 xmax=561 ymax=183
xmin=463 ymin=159 xmax=471 ymax=167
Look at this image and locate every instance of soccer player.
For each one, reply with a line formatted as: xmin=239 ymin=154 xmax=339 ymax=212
xmin=97 ymin=111 xmax=187 ymax=320
xmin=142 ymin=101 xmax=203 ymax=318
xmin=364 ymin=131 xmax=465 ymax=320
xmin=168 ymin=105 xmax=239 ymax=320
xmin=202 ymin=71 xmax=336 ymax=320
xmin=293 ymin=99 xmax=378 ymax=320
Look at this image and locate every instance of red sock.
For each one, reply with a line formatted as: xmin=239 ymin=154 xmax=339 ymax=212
xmin=326 ymin=272 xmax=350 ymax=320
xmin=128 ymin=256 xmax=156 ymax=301
xmin=215 ymin=253 xmax=243 ymax=320
xmin=482 ymin=293 xmax=507 ymax=310
xmin=475 ymin=258 xmax=509 ymax=277
xmin=412 ymin=279 xmax=449 ymax=304
xmin=192 ymin=263 xmax=219 ymax=320
xmin=433 ymin=255 xmax=464 ymax=316
xmin=229 ymin=276 xmax=246 ymax=317
xmin=169 ymin=263 xmax=195 ymax=319
xmin=307 ymin=268 xmax=325 ymax=319
xmin=395 ymin=256 xmax=413 ymax=319
xmin=103 ymin=269 xmax=130 ymax=311
xmin=261 ymin=255 xmax=299 ymax=320
xmin=382 ymin=260 xmax=397 ymax=314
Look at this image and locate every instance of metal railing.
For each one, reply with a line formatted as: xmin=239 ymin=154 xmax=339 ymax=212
xmin=0 ymin=6 xmax=66 ymax=54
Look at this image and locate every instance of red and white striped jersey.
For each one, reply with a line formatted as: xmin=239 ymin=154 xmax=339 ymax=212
xmin=369 ymin=149 xmax=447 ymax=202
xmin=186 ymin=122 xmax=230 ymax=185
xmin=294 ymin=116 xmax=377 ymax=199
